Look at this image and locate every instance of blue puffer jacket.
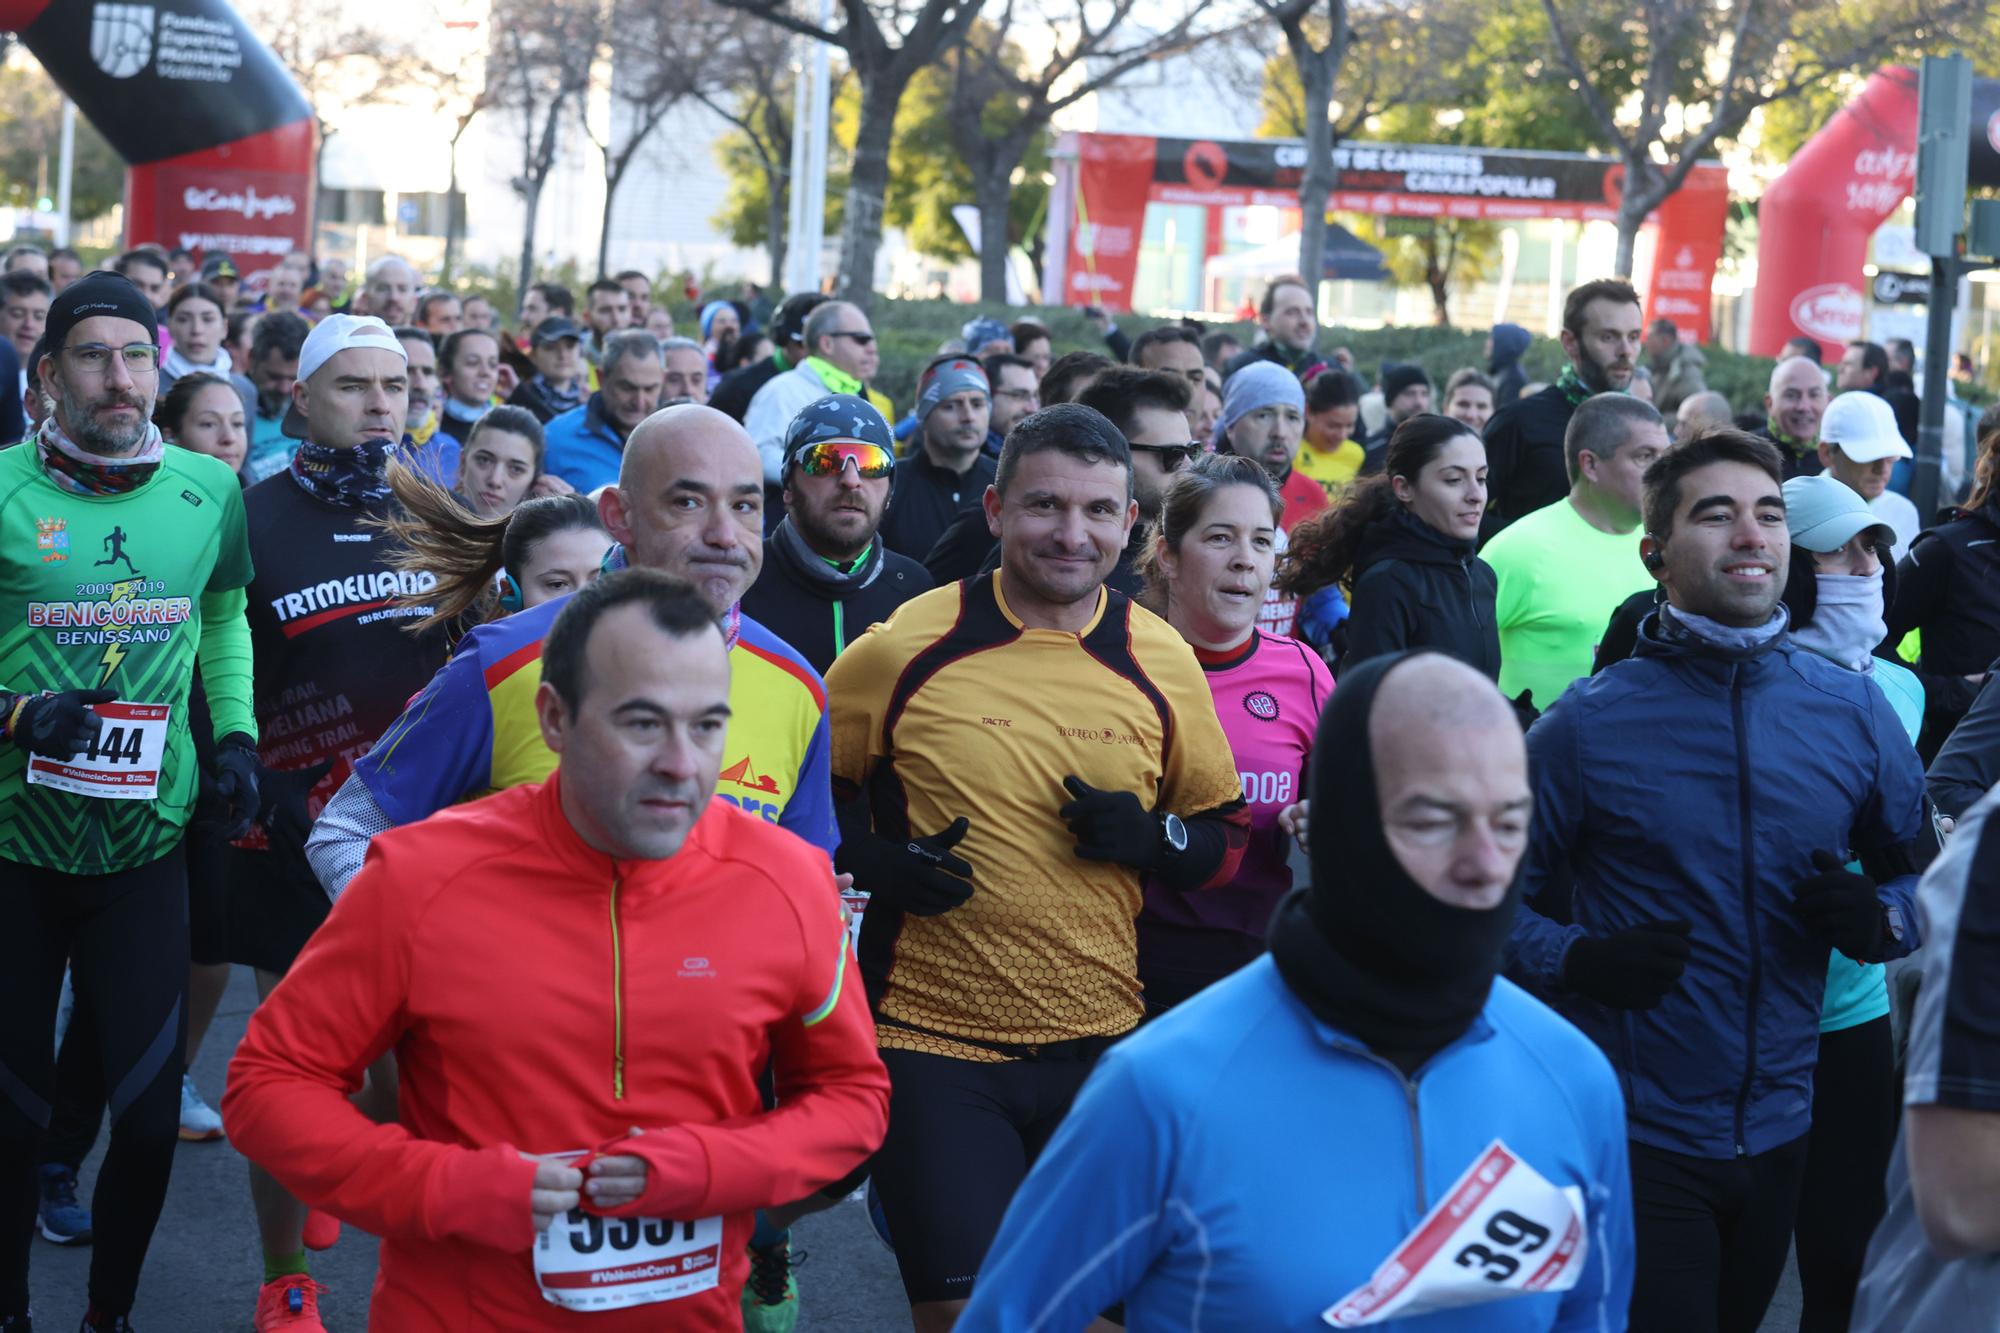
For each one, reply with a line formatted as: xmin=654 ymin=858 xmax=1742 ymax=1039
xmin=540 ymin=395 xmax=624 ymax=492
xmin=1509 ymin=614 xmax=1926 ymax=1160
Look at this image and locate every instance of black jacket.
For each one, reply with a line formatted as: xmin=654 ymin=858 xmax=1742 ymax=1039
xmin=877 ymin=451 xmax=998 ymax=564
xmin=1340 ymin=507 xmax=1500 ymax=679
xmin=741 ymin=526 xmax=933 ymax=677
xmin=1887 ymin=498 xmax=2000 ymax=758
xmin=1479 ymin=383 xmax=1575 ymax=541
xmin=710 ymin=355 xmax=784 ymax=424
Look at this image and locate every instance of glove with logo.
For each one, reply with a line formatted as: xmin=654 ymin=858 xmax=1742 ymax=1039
xmin=212 ymin=733 xmax=262 ymax=842
xmin=1561 ymin=919 xmax=1693 ymax=1010
xmin=1793 ymin=849 xmax=1890 ymax=962
xmin=836 ymin=816 xmax=975 ymax=917
xmin=5 ymin=688 xmax=114 ymax=759
xmin=1060 ymin=776 xmax=1160 ymax=869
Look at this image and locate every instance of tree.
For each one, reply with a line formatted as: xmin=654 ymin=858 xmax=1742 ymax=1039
xmin=0 ymin=60 xmax=123 ymax=226
xmin=486 ymin=0 xmax=604 ymax=293
xmin=1248 ymin=0 xmax=1473 ymax=296
xmin=1537 ymin=0 xmax=1987 ymax=276
xmin=940 ymin=3 xmax=1237 ymax=303
xmin=715 ymin=0 xmax=986 ymax=309
xmin=582 ymin=0 xmax=760 ymax=277
xmin=704 ymin=61 xmax=818 ymax=286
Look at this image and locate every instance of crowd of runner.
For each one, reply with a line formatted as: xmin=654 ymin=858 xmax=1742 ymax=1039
xmin=2 ymin=240 xmax=2000 ymax=1332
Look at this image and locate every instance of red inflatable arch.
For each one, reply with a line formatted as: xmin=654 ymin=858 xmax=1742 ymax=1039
xmin=0 ymin=0 xmax=314 ymax=276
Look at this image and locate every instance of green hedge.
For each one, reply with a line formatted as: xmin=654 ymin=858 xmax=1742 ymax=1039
xmin=853 ymin=299 xmax=1781 ymax=417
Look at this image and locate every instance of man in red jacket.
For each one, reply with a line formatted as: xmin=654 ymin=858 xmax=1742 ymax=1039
xmin=224 ymin=569 xmax=889 ymax=1330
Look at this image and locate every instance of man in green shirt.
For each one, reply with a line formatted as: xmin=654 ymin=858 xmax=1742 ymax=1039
xmin=0 ymin=271 xmax=259 ymax=1331
xmin=1482 ymin=394 xmax=1667 ymax=711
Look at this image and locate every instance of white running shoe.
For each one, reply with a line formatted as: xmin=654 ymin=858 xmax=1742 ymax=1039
xmin=179 ymin=1074 xmax=224 ymax=1142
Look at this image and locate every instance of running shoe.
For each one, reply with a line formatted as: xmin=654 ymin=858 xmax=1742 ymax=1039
xmin=740 ymin=1238 xmax=801 ymax=1333
xmin=78 ymin=1317 xmax=136 ymax=1332
xmin=178 ymin=1076 xmax=224 ymax=1143
xmin=252 ymin=1276 xmax=328 ymax=1332
xmin=301 ymin=1209 xmax=340 ymax=1252
xmin=36 ymin=1165 xmax=91 ymax=1246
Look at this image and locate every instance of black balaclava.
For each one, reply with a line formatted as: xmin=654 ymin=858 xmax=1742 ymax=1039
xmin=1267 ymin=651 xmax=1522 ymax=1069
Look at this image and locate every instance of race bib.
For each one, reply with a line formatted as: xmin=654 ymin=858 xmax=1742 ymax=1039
xmin=25 ymin=702 xmax=170 ymax=802
xmin=533 ymin=1207 xmax=723 ymax=1313
xmin=842 ymin=887 xmax=870 ymax=951
xmin=1322 ymin=1140 xmax=1587 ymax=1328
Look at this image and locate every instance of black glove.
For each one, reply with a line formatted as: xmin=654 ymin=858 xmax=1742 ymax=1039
xmin=6 ymin=688 xmax=114 ymax=759
xmin=259 ymin=758 xmax=334 ymax=857
xmin=212 ymin=733 xmax=262 ymax=841
xmin=1562 ymin=919 xmax=1693 ymax=1010
xmin=1793 ymin=849 xmax=1889 ymax=962
xmin=1060 ymin=776 xmax=1159 ymax=869
xmin=838 ymin=817 xmax=975 ymax=917
xmin=1510 ymin=689 xmax=1540 ymax=733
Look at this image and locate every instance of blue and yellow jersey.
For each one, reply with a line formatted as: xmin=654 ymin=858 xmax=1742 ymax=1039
xmin=354 ymin=594 xmax=837 ymax=856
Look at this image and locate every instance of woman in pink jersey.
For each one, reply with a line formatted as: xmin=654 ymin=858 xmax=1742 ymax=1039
xmin=1135 ymin=454 xmax=1333 ymax=1012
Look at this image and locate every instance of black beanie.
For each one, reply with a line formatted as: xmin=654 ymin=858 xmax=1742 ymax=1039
xmin=44 ymin=271 xmax=159 ymax=356
xmin=1381 ymin=361 xmax=1432 ymax=405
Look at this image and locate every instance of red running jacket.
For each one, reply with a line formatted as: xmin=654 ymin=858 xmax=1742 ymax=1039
xmin=224 ymin=773 xmax=889 ymax=1329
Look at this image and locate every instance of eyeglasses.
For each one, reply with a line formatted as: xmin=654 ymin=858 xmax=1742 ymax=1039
xmin=794 ymin=441 xmax=894 ymax=478
xmin=827 ymin=331 xmax=876 ymax=347
xmin=66 ymin=343 xmax=161 ymax=377
xmin=1129 ymin=442 xmax=1203 ymax=471
xmin=992 ymin=388 xmax=1039 ymax=403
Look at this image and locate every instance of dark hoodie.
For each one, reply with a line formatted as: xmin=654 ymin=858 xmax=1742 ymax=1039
xmin=1887 ymin=495 xmax=2000 ymax=759
xmin=1339 ymin=506 xmax=1500 ymax=679
xmin=1488 ymin=322 xmax=1531 ymax=406
xmin=742 ymin=517 xmax=933 ymax=677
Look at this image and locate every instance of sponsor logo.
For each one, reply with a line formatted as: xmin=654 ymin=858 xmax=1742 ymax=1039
xmin=182 ymin=186 xmax=299 ymax=222
xmin=268 ymin=570 xmax=437 ymax=623
xmin=719 ymin=756 xmax=780 ymax=794
xmin=90 ymin=3 xmax=154 ymax=79
xmin=1183 ymin=141 xmax=1229 ymax=193
xmin=1789 ymin=283 xmax=1864 ymax=344
xmin=332 ymin=532 xmax=373 ymax=543
xmin=1243 ymin=690 xmax=1280 ymax=721
xmin=1056 ymin=724 xmax=1141 ymax=746
xmin=677 ymin=956 xmax=717 ymax=979
xmin=35 ymin=517 xmax=69 ymax=564
xmin=180 ymin=489 xmax=202 ymax=507
xmin=979 ymin=716 xmax=1012 ymax=728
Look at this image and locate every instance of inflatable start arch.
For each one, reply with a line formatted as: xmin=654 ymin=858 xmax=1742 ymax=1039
xmin=0 ymin=0 xmax=313 ymax=276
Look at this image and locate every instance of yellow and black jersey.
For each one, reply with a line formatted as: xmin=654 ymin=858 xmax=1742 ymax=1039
xmin=827 ymin=572 xmax=1246 ymax=1062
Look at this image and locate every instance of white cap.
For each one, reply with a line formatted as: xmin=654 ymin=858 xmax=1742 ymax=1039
xmin=281 ymin=314 xmax=408 ymax=439
xmin=1818 ymin=391 xmax=1911 ymax=464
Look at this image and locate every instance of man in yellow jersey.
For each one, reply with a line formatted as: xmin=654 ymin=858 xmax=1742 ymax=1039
xmin=827 ymin=403 xmax=1249 ymax=1330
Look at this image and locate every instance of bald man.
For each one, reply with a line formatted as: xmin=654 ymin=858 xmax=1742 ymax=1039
xmin=962 ymin=653 xmax=1634 ymax=1332
xmin=307 ymin=404 xmax=834 ymax=896
xmin=1757 ymin=356 xmax=1830 ymax=479
xmin=360 ymin=256 xmax=420 ymax=327
xmin=1673 ymin=390 xmax=1734 ymax=444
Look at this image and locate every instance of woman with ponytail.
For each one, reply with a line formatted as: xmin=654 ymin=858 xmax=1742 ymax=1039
xmin=379 ymin=466 xmax=610 ymax=643
xmin=1133 ymin=453 xmax=1332 ymax=1011
xmin=1278 ymin=413 xmax=1498 ymax=678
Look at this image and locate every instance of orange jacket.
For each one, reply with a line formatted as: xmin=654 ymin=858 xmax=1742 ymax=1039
xmin=224 ymin=774 xmax=888 ymax=1330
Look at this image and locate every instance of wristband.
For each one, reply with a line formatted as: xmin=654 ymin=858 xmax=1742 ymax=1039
xmin=3 ymin=692 xmax=37 ymax=742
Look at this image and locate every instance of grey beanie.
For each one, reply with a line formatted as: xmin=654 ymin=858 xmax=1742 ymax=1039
xmin=1220 ymin=360 xmax=1306 ymax=437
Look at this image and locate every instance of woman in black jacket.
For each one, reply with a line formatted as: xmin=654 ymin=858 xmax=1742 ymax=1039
xmin=1885 ymin=422 xmax=2000 ymax=759
xmin=1277 ymin=414 xmax=1499 ymax=678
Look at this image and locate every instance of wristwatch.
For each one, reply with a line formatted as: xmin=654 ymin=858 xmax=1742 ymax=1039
xmin=1159 ymin=812 xmax=1188 ymax=859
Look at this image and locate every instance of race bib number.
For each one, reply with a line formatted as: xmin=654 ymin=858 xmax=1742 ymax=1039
xmin=534 ymin=1207 xmax=723 ymax=1312
xmin=25 ymin=702 xmax=169 ymax=802
xmin=1322 ymin=1140 xmax=1586 ymax=1328
xmin=842 ymin=887 xmax=870 ymax=951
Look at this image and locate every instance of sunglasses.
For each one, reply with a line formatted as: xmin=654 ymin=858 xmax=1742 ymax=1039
xmin=794 ymin=441 xmax=894 ymax=478
xmin=828 ymin=330 xmax=876 ymax=347
xmin=1129 ymin=442 xmax=1203 ymax=471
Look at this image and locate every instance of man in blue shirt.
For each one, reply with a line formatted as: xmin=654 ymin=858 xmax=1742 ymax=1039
xmin=961 ymin=653 xmax=1633 ymax=1332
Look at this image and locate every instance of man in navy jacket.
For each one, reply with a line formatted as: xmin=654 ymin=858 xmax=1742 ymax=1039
xmin=1509 ymin=430 xmax=1927 ymax=1333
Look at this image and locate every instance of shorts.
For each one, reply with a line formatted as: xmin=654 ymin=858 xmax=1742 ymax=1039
xmin=871 ymin=1040 xmax=1113 ymax=1304
xmin=185 ymin=826 xmax=231 ymax=966
xmin=224 ymin=845 xmax=332 ymax=974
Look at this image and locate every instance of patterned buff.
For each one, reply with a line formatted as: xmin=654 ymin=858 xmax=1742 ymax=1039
xmin=36 ymin=415 xmax=166 ymax=497
xmin=288 ymin=438 xmax=395 ymax=508
xmin=1554 ymin=363 xmax=1594 ymax=407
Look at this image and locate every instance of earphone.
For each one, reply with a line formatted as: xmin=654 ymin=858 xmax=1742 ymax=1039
xmin=1641 ymin=533 xmax=1665 ymax=572
xmin=498 ymin=572 xmax=524 ymax=612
